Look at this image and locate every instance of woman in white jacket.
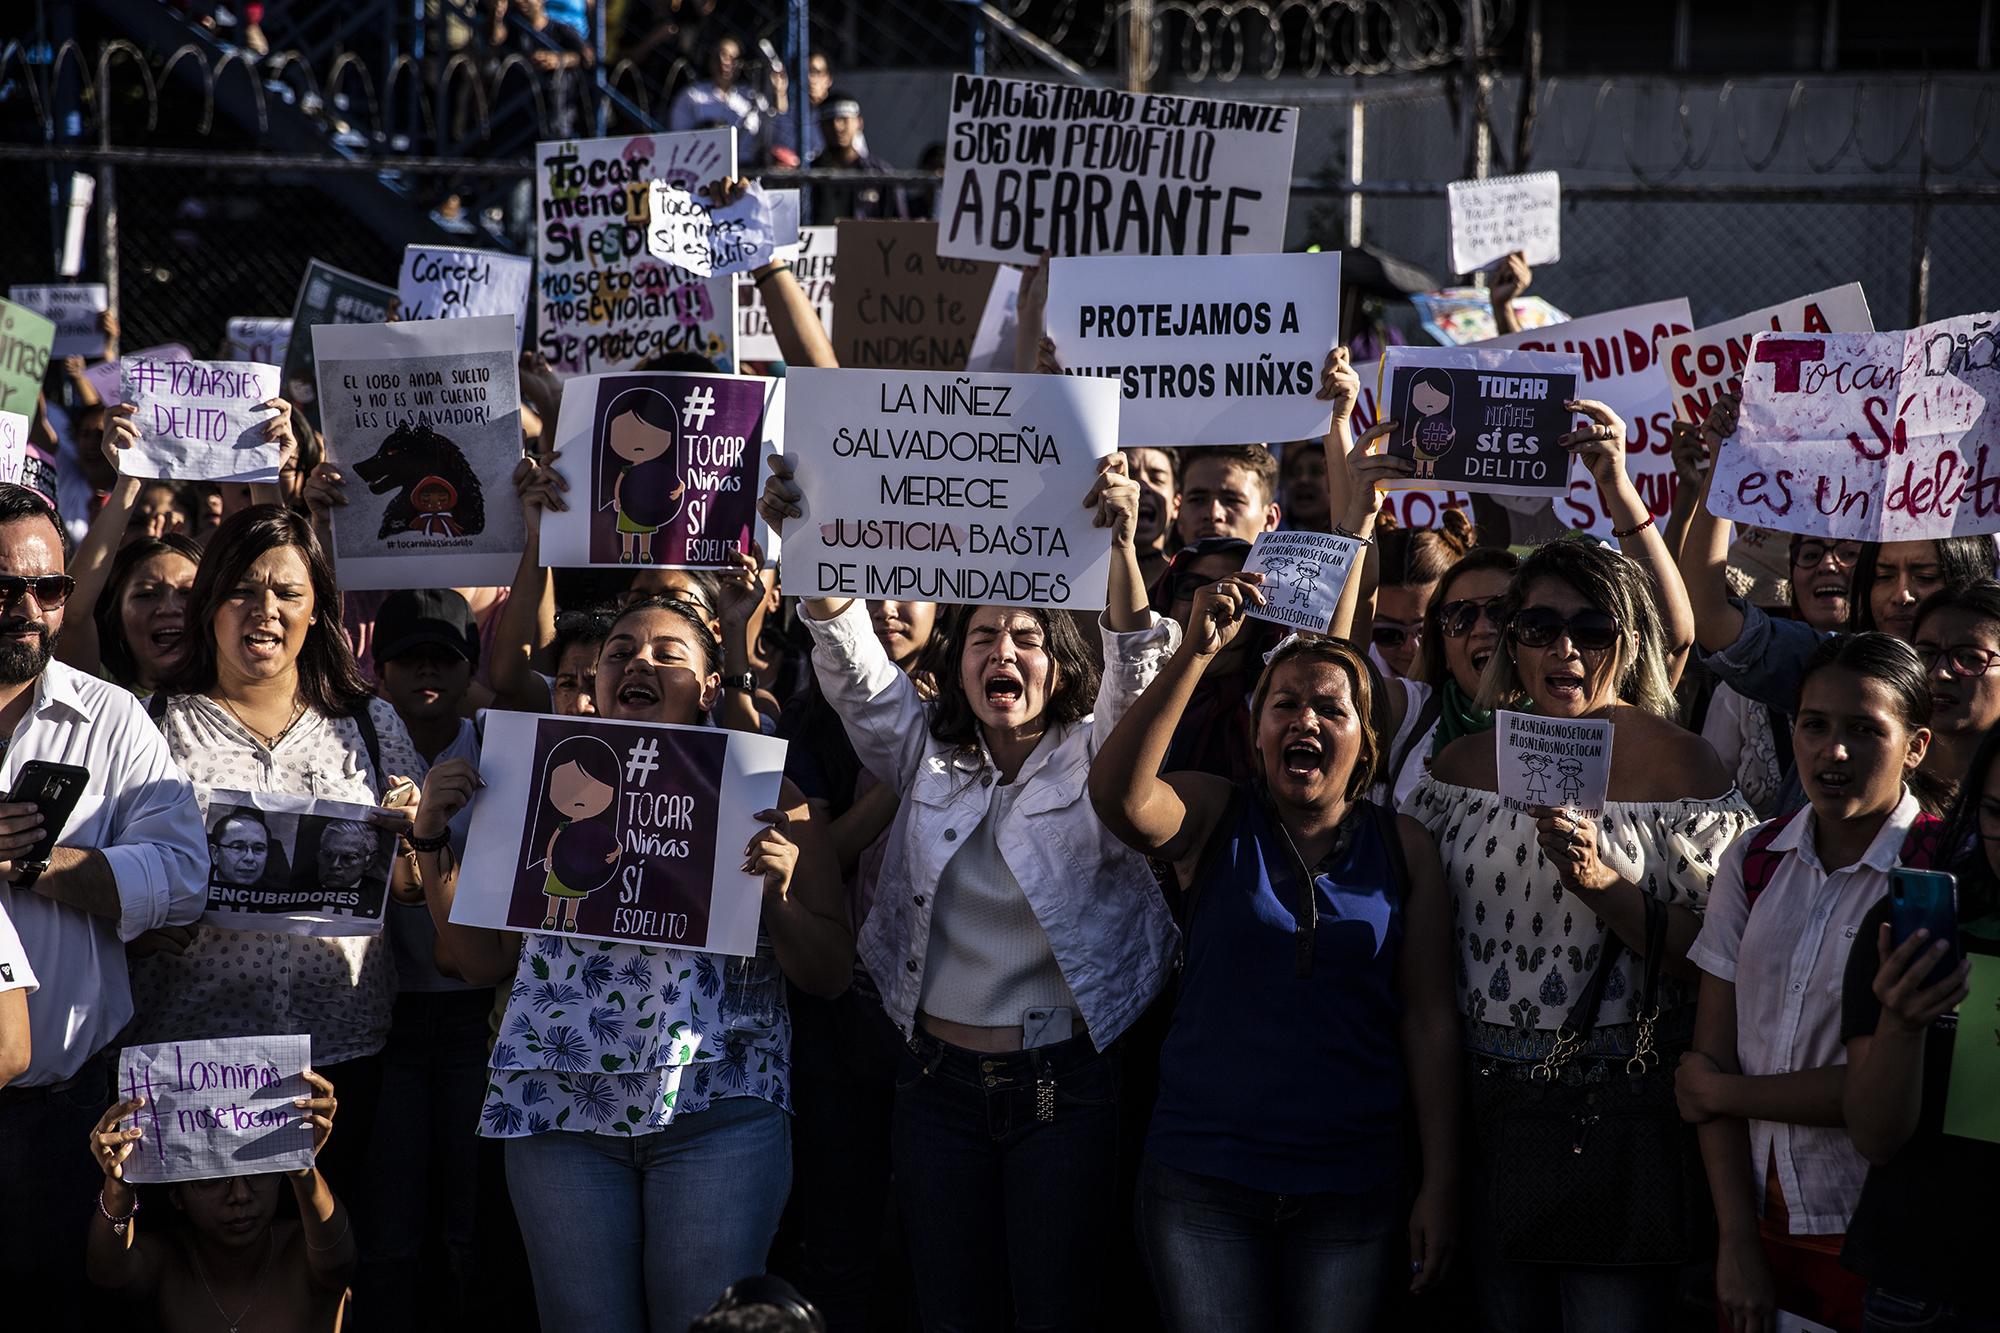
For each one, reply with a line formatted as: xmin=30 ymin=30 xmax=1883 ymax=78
xmin=760 ymin=451 xmax=1178 ymax=1332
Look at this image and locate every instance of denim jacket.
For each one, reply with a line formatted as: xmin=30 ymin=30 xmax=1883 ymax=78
xmin=804 ymin=600 xmax=1181 ymax=1046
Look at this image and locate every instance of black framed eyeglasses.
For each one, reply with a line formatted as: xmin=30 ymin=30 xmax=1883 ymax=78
xmin=1508 ymin=607 xmax=1622 ymax=652
xmin=0 ymin=574 xmax=75 ymax=609
xmin=1917 ymin=642 xmax=2000 ymax=679
xmin=1793 ymin=540 xmax=1863 ymax=569
xmin=1439 ymin=598 xmax=1505 ymax=638
xmin=1371 ymin=621 xmax=1419 ymax=649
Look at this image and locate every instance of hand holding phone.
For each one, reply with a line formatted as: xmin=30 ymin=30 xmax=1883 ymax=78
xmin=3 ymin=761 xmax=89 ymax=874
xmin=1890 ymin=868 xmax=1961 ymax=989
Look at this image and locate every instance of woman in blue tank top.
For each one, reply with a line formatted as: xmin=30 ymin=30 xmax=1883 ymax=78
xmin=1090 ymin=572 xmax=1462 ymax=1333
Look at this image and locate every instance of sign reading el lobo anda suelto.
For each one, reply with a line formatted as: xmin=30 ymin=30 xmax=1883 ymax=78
xmin=782 ymin=367 xmax=1120 ymax=609
xmin=1045 ymin=251 xmax=1341 ymax=448
xmin=939 ymin=73 xmax=1297 ymax=264
xmin=1708 ymin=313 xmax=2000 ymax=542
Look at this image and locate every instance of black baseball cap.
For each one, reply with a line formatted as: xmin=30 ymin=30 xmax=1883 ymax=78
xmin=374 ymin=588 xmax=479 ymax=666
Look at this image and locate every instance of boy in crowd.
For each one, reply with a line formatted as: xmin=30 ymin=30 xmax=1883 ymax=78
xmin=1174 ymin=444 xmax=1281 ymax=547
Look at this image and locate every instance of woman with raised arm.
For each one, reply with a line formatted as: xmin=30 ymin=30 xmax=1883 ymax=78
xmin=757 ymin=449 xmax=1179 ymax=1331
xmin=1404 ymin=536 xmax=1756 ymax=1332
xmin=1088 ymin=571 xmax=1460 ymax=1330
xmin=407 ymin=593 xmax=849 ymax=1333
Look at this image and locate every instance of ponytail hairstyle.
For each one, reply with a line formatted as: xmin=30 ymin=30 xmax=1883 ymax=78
xmin=1249 ymin=635 xmax=1379 ymax=802
xmin=1414 ymin=545 xmax=1520 ymax=688
xmin=1478 ymin=534 xmax=1677 ymax=718
xmin=1849 ymin=537 xmax=1998 ymax=634
xmin=1375 ymin=509 xmax=1476 ymax=594
xmin=1938 ymin=724 xmax=2000 ymax=921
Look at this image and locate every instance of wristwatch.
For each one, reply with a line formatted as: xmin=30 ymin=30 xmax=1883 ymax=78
xmin=13 ymin=857 xmax=48 ymax=889
xmin=723 ymin=673 xmax=758 ymax=693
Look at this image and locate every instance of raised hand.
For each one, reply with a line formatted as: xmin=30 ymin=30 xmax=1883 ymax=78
xmin=756 ymin=454 xmax=802 ymax=536
xmin=1186 ymin=572 xmax=1267 ymax=658
xmin=743 ymin=806 xmax=800 ymax=900
xmin=1560 ymin=399 xmax=1632 ymax=496
xmin=1084 ymin=452 xmax=1139 ymax=548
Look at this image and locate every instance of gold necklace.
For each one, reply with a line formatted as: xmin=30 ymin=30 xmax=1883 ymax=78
xmin=218 ymin=694 xmax=306 ymax=749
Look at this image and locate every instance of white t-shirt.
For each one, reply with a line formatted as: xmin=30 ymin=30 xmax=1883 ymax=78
xmin=0 ymin=897 xmax=36 ymax=995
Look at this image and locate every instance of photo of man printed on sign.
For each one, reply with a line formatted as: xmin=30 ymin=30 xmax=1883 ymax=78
xmin=201 ymin=791 xmax=397 ymax=935
xmin=587 ymin=372 xmax=771 ymax=568
xmin=509 ymin=718 xmax=725 ymax=947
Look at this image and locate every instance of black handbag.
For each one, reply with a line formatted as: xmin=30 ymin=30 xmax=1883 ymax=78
xmin=1469 ymin=894 xmax=1705 ymax=1267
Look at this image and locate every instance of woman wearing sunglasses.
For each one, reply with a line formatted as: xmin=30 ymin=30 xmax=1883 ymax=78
xmin=1680 ymin=634 xmax=1937 ymax=1333
xmin=1368 ymin=518 xmax=1473 ymax=681
xmin=1404 ymin=536 xmax=1755 ymax=1332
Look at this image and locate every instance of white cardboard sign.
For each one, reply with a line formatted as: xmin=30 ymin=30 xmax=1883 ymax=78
xmin=1046 ymin=252 xmax=1341 ymax=448
xmin=120 ymin=358 xmax=283 ymax=482
xmin=1658 ymin=283 xmax=1875 ymax=426
xmin=1496 ymin=709 xmax=1612 ymax=816
xmin=1447 ymin=171 xmax=1561 ymax=275
xmin=7 ymin=283 xmax=108 ymax=359
xmin=84 ymin=343 xmax=189 ymax=407
xmin=117 ymin=1035 xmax=315 ymax=1184
xmin=398 ymin=245 xmax=533 ymax=350
xmin=222 ymin=316 xmax=292 ymax=368
xmin=735 ymin=225 xmax=836 ymax=363
xmin=1243 ymin=529 xmax=1363 ymax=632
xmin=1708 ymin=314 xmax=2000 ymax=542
xmin=782 ymin=366 xmax=1120 ymax=609
xmin=939 ymin=73 xmax=1298 ymax=263
xmin=645 ymin=180 xmax=780 ymax=278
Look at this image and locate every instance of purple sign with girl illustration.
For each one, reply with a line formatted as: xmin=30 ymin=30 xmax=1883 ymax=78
xmin=1379 ymin=345 xmax=1581 ymax=500
xmin=449 ymin=713 xmax=788 ymax=955
xmin=541 ymin=370 xmax=784 ymax=570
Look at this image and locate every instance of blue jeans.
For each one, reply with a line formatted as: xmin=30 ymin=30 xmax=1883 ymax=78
xmin=892 ymin=1028 xmax=1121 ymax=1332
xmin=505 ymin=1095 xmax=792 ymax=1333
xmin=0 ymin=1049 xmax=118 ymax=1314
xmin=1467 ymin=1222 xmax=1675 ymax=1333
xmin=1135 ymin=1156 xmax=1400 ymax=1333
xmin=1863 ymin=1287 xmax=2000 ymax=1333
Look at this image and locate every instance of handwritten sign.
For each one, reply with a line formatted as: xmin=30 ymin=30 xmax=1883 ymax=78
xmin=1709 ymin=314 xmax=2000 ymax=542
xmin=535 ymin=130 xmax=738 ymax=377
xmin=450 ymin=713 xmax=785 ymax=955
xmin=736 ymin=225 xmax=836 ymax=363
xmin=84 ymin=342 xmax=189 ymax=408
xmin=1347 ymin=358 xmax=1471 ymax=527
xmin=940 ymin=73 xmax=1297 ymax=263
xmin=1942 ymin=951 xmax=2000 ymax=1145
xmin=398 ymin=245 xmax=533 ymax=352
xmin=222 ymin=316 xmax=292 ymax=367
xmin=1658 ymin=283 xmax=1874 ymax=426
xmin=1447 ymin=171 xmax=1561 ymax=275
xmin=316 ymin=315 xmax=526 ymax=589
xmin=1411 ymin=287 xmax=1568 ymax=347
xmin=1496 ymin=709 xmax=1612 ymax=816
xmin=1047 ymin=251 xmax=1340 ymax=448
xmin=1482 ymin=298 xmax=1695 ymax=536
xmin=121 ymin=359 xmax=282 ymax=482
xmin=646 ymin=180 xmax=779 ymax=278
xmin=1244 ymin=529 xmax=1362 ymax=632
xmin=7 ymin=283 xmax=108 ymax=359
xmin=966 ymin=266 xmax=1024 ymax=372
xmin=1378 ymin=346 xmax=1583 ymax=499
xmin=118 ymin=1035 xmax=314 ymax=1184
xmin=832 ymin=220 xmax=998 ymax=370
xmin=200 ymin=788 xmax=400 ymax=937
xmin=280 ymin=260 xmax=395 ymax=430
xmin=0 ymin=298 xmax=55 ymax=416
xmin=542 ymin=370 xmax=782 ymax=569
xmin=782 ymin=366 xmax=1119 ymax=609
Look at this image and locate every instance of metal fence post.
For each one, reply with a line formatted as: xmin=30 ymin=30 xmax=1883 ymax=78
xmin=1908 ymin=76 xmax=1934 ymax=325
xmin=1346 ymin=96 xmax=1365 ymax=249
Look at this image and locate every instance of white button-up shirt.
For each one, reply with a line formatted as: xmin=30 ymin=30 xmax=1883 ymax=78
xmin=0 ymin=662 xmax=208 ymax=1085
xmin=805 ymin=600 xmax=1181 ymax=1046
xmin=0 ymin=896 xmax=35 ymax=995
xmin=1688 ymin=789 xmax=1920 ymax=1234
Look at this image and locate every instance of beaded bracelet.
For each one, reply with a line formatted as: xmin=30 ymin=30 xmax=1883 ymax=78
xmin=98 ymin=1186 xmax=137 ymax=1238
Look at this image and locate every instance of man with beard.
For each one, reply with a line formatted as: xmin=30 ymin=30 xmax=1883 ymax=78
xmin=0 ymin=484 xmax=207 ymax=1306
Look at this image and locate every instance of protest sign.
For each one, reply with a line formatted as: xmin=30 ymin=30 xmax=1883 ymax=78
xmin=1659 ymin=283 xmax=1874 ymax=426
xmin=450 ymin=713 xmax=785 ymax=955
xmin=535 ymin=130 xmax=738 ymax=377
xmin=1378 ymin=346 xmax=1583 ymax=499
xmin=199 ymin=788 xmax=400 ymax=937
xmin=1496 ymin=709 xmax=1612 ymax=816
xmin=1347 ymin=358 xmax=1472 ymax=528
xmin=1410 ymin=288 xmax=1568 ymax=347
xmin=646 ymin=180 xmax=779 ymax=278
xmin=120 ymin=358 xmax=283 ymax=482
xmin=117 ymin=1035 xmax=315 ymax=1184
xmin=1707 ymin=313 xmax=2000 ymax=542
xmin=1243 ymin=529 xmax=1363 ymax=632
xmin=767 ymin=188 xmax=800 ymax=250
xmin=1482 ymin=298 xmax=1695 ymax=534
xmin=736 ymin=225 xmax=836 ymax=363
xmin=280 ymin=260 xmax=396 ymax=430
xmin=7 ymin=283 xmax=108 ymax=359
xmin=0 ymin=298 xmax=55 ymax=416
xmin=398 ymin=246 xmax=533 ymax=349
xmin=965 ymin=265 xmax=1024 ymax=373
xmin=832 ymin=220 xmax=998 ymax=370
xmin=782 ymin=366 xmax=1120 ymax=608
xmin=84 ymin=342 xmax=191 ymax=407
xmin=940 ymin=74 xmax=1297 ymax=264
xmin=0 ymin=411 xmax=56 ymax=503
xmin=1447 ymin=171 xmax=1561 ymax=275
xmin=316 ymin=315 xmax=526 ymax=588
xmin=1046 ymin=252 xmax=1340 ymax=447
xmin=542 ymin=370 xmax=782 ymax=569
xmin=1942 ymin=950 xmax=2000 ymax=1145
xmin=222 ymin=316 xmax=292 ymax=367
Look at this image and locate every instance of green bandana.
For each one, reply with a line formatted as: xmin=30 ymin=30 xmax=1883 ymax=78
xmin=1432 ymin=678 xmax=1497 ymax=757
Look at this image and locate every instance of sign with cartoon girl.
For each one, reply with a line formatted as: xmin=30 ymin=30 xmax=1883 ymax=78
xmin=541 ymin=370 xmax=784 ymax=570
xmin=449 ymin=713 xmax=787 ymax=955
xmin=1377 ymin=345 xmax=1582 ymax=500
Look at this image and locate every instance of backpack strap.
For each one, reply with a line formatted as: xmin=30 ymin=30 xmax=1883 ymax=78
xmin=1899 ymin=812 xmax=1945 ymax=869
xmin=1740 ymin=809 xmax=1803 ymax=913
xmin=146 ymin=692 xmax=169 ymax=723
xmin=347 ymin=700 xmax=386 ymax=797
xmin=1765 ymin=702 xmax=1795 ymax=782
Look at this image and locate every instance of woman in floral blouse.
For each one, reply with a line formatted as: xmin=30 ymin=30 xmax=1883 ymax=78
xmin=411 ymin=591 xmax=850 ymax=1333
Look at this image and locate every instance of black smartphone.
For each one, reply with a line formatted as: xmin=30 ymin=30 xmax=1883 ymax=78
xmin=1890 ymin=867 xmax=1960 ymax=989
xmin=5 ymin=761 xmax=90 ymax=865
